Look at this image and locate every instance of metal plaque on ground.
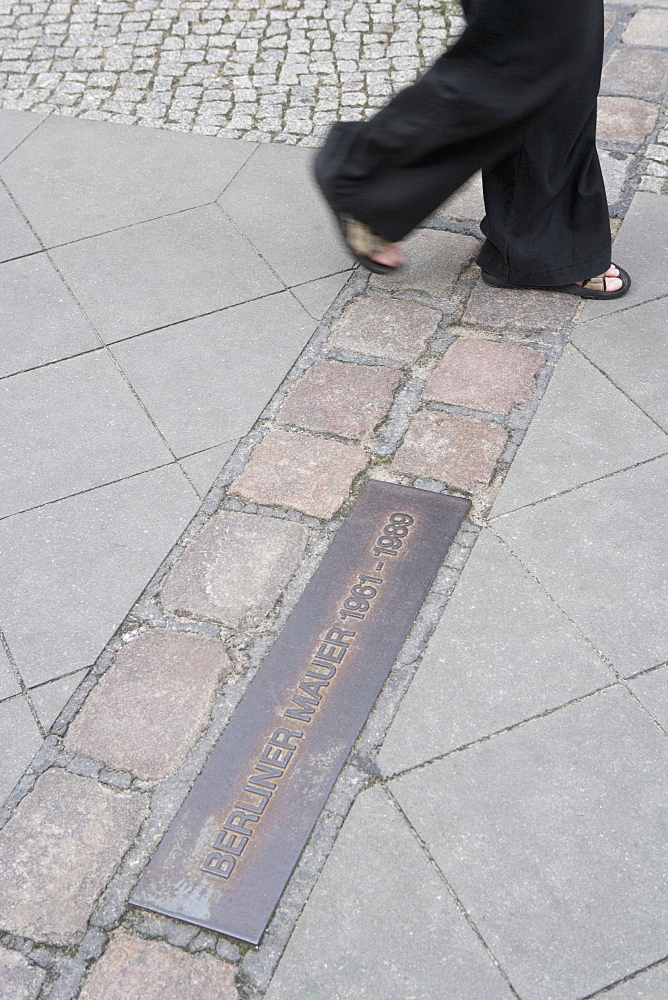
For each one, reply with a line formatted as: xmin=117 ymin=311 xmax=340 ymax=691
xmin=130 ymin=481 xmax=470 ymax=943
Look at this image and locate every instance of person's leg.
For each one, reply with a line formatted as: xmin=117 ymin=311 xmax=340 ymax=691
xmin=316 ymin=0 xmax=605 ymax=245
xmin=477 ymin=46 xmax=613 ymax=287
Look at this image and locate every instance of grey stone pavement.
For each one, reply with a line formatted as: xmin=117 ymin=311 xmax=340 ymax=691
xmin=1 ymin=3 xmax=668 ymax=999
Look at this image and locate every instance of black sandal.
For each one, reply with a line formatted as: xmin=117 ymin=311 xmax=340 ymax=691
xmin=334 ymin=212 xmax=401 ymax=275
xmin=481 ymin=264 xmax=631 ymax=299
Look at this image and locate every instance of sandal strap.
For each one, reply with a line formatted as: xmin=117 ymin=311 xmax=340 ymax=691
xmin=583 ymin=274 xmax=606 ymax=292
xmin=345 ymin=218 xmax=391 ymax=257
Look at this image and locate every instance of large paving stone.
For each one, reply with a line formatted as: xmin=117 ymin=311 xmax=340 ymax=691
xmin=328 ymin=295 xmax=440 ymax=363
xmin=0 ymin=253 xmax=98 ymax=378
xmin=601 ymin=48 xmax=668 ymax=101
xmin=622 ymin=9 xmax=668 ymax=47
xmin=392 ymin=410 xmax=507 ymax=493
xmin=0 ymin=114 xmax=254 ymax=246
xmin=277 ymin=359 xmax=400 ymax=438
xmin=29 ymin=669 xmax=88 ymax=732
xmin=581 ymin=193 xmax=668 ymax=319
xmin=0 ymin=769 xmax=144 ymax=944
xmin=463 ymin=280 xmax=578 ymax=332
xmin=424 ymin=338 xmax=545 ymax=414
xmin=599 ymin=149 xmax=633 ymax=207
xmin=0 ymin=644 xmax=19 ymax=701
xmin=573 ymin=297 xmax=668 ymax=431
xmin=218 ymin=143 xmax=350 ymax=285
xmin=628 ymin=666 xmax=668 ymax=733
xmin=0 ymin=465 xmax=199 ymax=686
xmin=369 ymin=229 xmax=479 ymax=297
xmin=0 ymin=350 xmax=172 ymax=518
xmin=391 ymin=689 xmax=668 ymax=1000
xmin=0 ymin=185 xmax=40 ymax=264
xmin=600 ymin=963 xmax=668 ymax=1000
xmin=491 ymin=346 xmax=668 ymax=515
xmin=291 ymin=270 xmax=352 ymax=320
xmin=378 ymin=530 xmax=612 ymax=776
xmin=66 ymin=629 xmax=232 ymax=778
xmin=0 ymin=945 xmax=45 ymax=1000
xmin=0 ymin=109 xmax=45 ymax=162
xmin=597 ymin=97 xmax=659 ymax=144
xmin=0 ymin=698 xmax=42 ymax=806
xmin=180 ymin=442 xmax=236 ymax=499
xmin=494 ymin=456 xmax=668 ymax=676
xmin=111 ymin=292 xmax=315 ymax=457
xmin=161 ymin=511 xmax=308 ymax=628
xmin=264 ymin=785 xmax=514 ymax=1000
xmin=50 ymin=205 xmax=282 ymax=343
xmin=231 ymin=428 xmax=368 ymax=518
xmin=78 ymin=934 xmax=238 ymax=1000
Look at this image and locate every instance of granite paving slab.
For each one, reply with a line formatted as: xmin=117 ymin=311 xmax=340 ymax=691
xmin=0 ymin=943 xmax=45 ymax=1000
xmin=493 ymin=456 xmax=668 ymax=676
xmin=264 ymin=785 xmax=515 ymax=1000
xmin=0 ymin=115 xmax=254 ymax=246
xmin=0 ymin=465 xmax=199 ymax=687
xmin=0 ymin=184 xmax=40 ymax=264
xmin=0 ymin=109 xmax=45 ymax=162
xmin=50 ymin=204 xmax=283 ymax=343
xmin=179 ymin=443 xmax=237 ymax=498
xmin=573 ymin=296 xmax=668 ymax=432
xmin=628 ymin=666 xmax=668 ymax=732
xmin=599 ymin=963 xmax=668 ymax=1000
xmin=29 ymin=669 xmax=89 ymax=732
xmin=491 ymin=345 xmax=668 ymax=516
xmin=581 ymin=193 xmax=668 ymax=320
xmin=378 ymin=530 xmax=612 ymax=776
xmin=0 ymin=644 xmax=20 ymax=701
xmin=0 ymin=253 xmax=98 ymax=378
xmin=0 ymin=350 xmax=172 ymax=518
xmin=110 ymin=292 xmax=315 ymax=456
xmin=391 ymin=688 xmax=668 ymax=1000
xmin=601 ymin=47 xmax=668 ymax=101
xmin=218 ymin=142 xmax=351 ymax=286
xmin=0 ymin=698 xmax=42 ymax=805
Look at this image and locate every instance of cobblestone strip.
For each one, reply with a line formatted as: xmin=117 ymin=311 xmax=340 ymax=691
xmin=0 ymin=0 xmax=464 ymax=144
xmin=1 ymin=5 xmax=668 ymax=1000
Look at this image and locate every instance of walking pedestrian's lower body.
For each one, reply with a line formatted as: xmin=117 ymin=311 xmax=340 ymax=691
xmin=314 ymin=0 xmax=630 ymax=298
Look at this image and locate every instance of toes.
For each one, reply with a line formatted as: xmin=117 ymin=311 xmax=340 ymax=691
xmin=606 ymin=276 xmax=623 ymax=292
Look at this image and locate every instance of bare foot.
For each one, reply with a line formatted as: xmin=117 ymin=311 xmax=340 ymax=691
xmin=576 ymin=265 xmax=622 ymax=292
xmin=369 ymin=243 xmax=404 ymax=268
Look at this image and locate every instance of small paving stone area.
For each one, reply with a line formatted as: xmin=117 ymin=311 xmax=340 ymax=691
xmin=1 ymin=3 xmax=668 ymax=1000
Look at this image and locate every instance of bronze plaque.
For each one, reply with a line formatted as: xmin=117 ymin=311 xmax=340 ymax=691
xmin=130 ymin=482 xmax=469 ymax=943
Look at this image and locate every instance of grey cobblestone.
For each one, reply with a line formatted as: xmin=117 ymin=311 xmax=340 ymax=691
xmin=0 ymin=0 xmax=463 ymax=145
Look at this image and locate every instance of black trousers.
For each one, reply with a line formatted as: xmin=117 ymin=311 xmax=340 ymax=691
xmin=316 ymin=0 xmax=611 ymax=286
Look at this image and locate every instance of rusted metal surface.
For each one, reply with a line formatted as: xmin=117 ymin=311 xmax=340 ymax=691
xmin=130 ymin=482 xmax=470 ymax=944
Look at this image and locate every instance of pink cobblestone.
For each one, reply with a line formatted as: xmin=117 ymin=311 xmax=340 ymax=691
xmin=424 ymin=338 xmax=545 ymax=413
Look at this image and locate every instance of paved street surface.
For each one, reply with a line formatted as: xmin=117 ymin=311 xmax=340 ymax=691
xmin=1 ymin=3 xmax=667 ymax=999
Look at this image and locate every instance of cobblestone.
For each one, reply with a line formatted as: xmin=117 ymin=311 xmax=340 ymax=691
xmin=277 ymin=358 xmax=401 ymax=438
xmin=392 ymin=410 xmax=508 ymax=493
xmin=328 ymin=295 xmax=441 ymax=363
xmin=0 ymin=945 xmax=45 ymax=1000
xmin=597 ymin=96 xmax=659 ymax=143
xmin=230 ymin=427 xmax=368 ymax=518
xmin=0 ymin=769 xmax=144 ymax=945
xmin=65 ymin=629 xmax=232 ymax=778
xmin=369 ymin=229 xmax=480 ymax=297
xmin=78 ymin=934 xmax=238 ymax=1000
xmin=424 ymin=338 xmax=546 ymax=414
xmin=463 ymin=280 xmax=579 ymax=334
xmin=0 ymin=0 xmax=464 ymax=146
xmin=161 ymin=511 xmax=308 ymax=628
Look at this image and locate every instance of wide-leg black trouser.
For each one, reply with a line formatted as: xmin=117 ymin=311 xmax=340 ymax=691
xmin=316 ymin=0 xmax=611 ymax=286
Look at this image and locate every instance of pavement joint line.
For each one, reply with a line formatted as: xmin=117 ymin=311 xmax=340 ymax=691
xmin=625 ymin=659 xmax=668 ymax=680
xmin=576 ymin=290 xmax=668 ymax=326
xmin=383 ymin=782 xmax=524 ymax=1000
xmin=212 ymin=136 xmax=258 ymax=202
xmin=571 ymin=341 xmax=668 ymax=438
xmin=487 ymin=525 xmax=668 ymax=738
xmin=0 ymin=112 xmax=45 ymax=165
xmin=380 ymin=682 xmax=624 ymax=782
xmin=486 ymin=448 xmax=668 ymax=523
xmin=577 ymin=955 xmax=668 ymax=999
xmin=212 ymin=197 xmax=290 ymax=288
